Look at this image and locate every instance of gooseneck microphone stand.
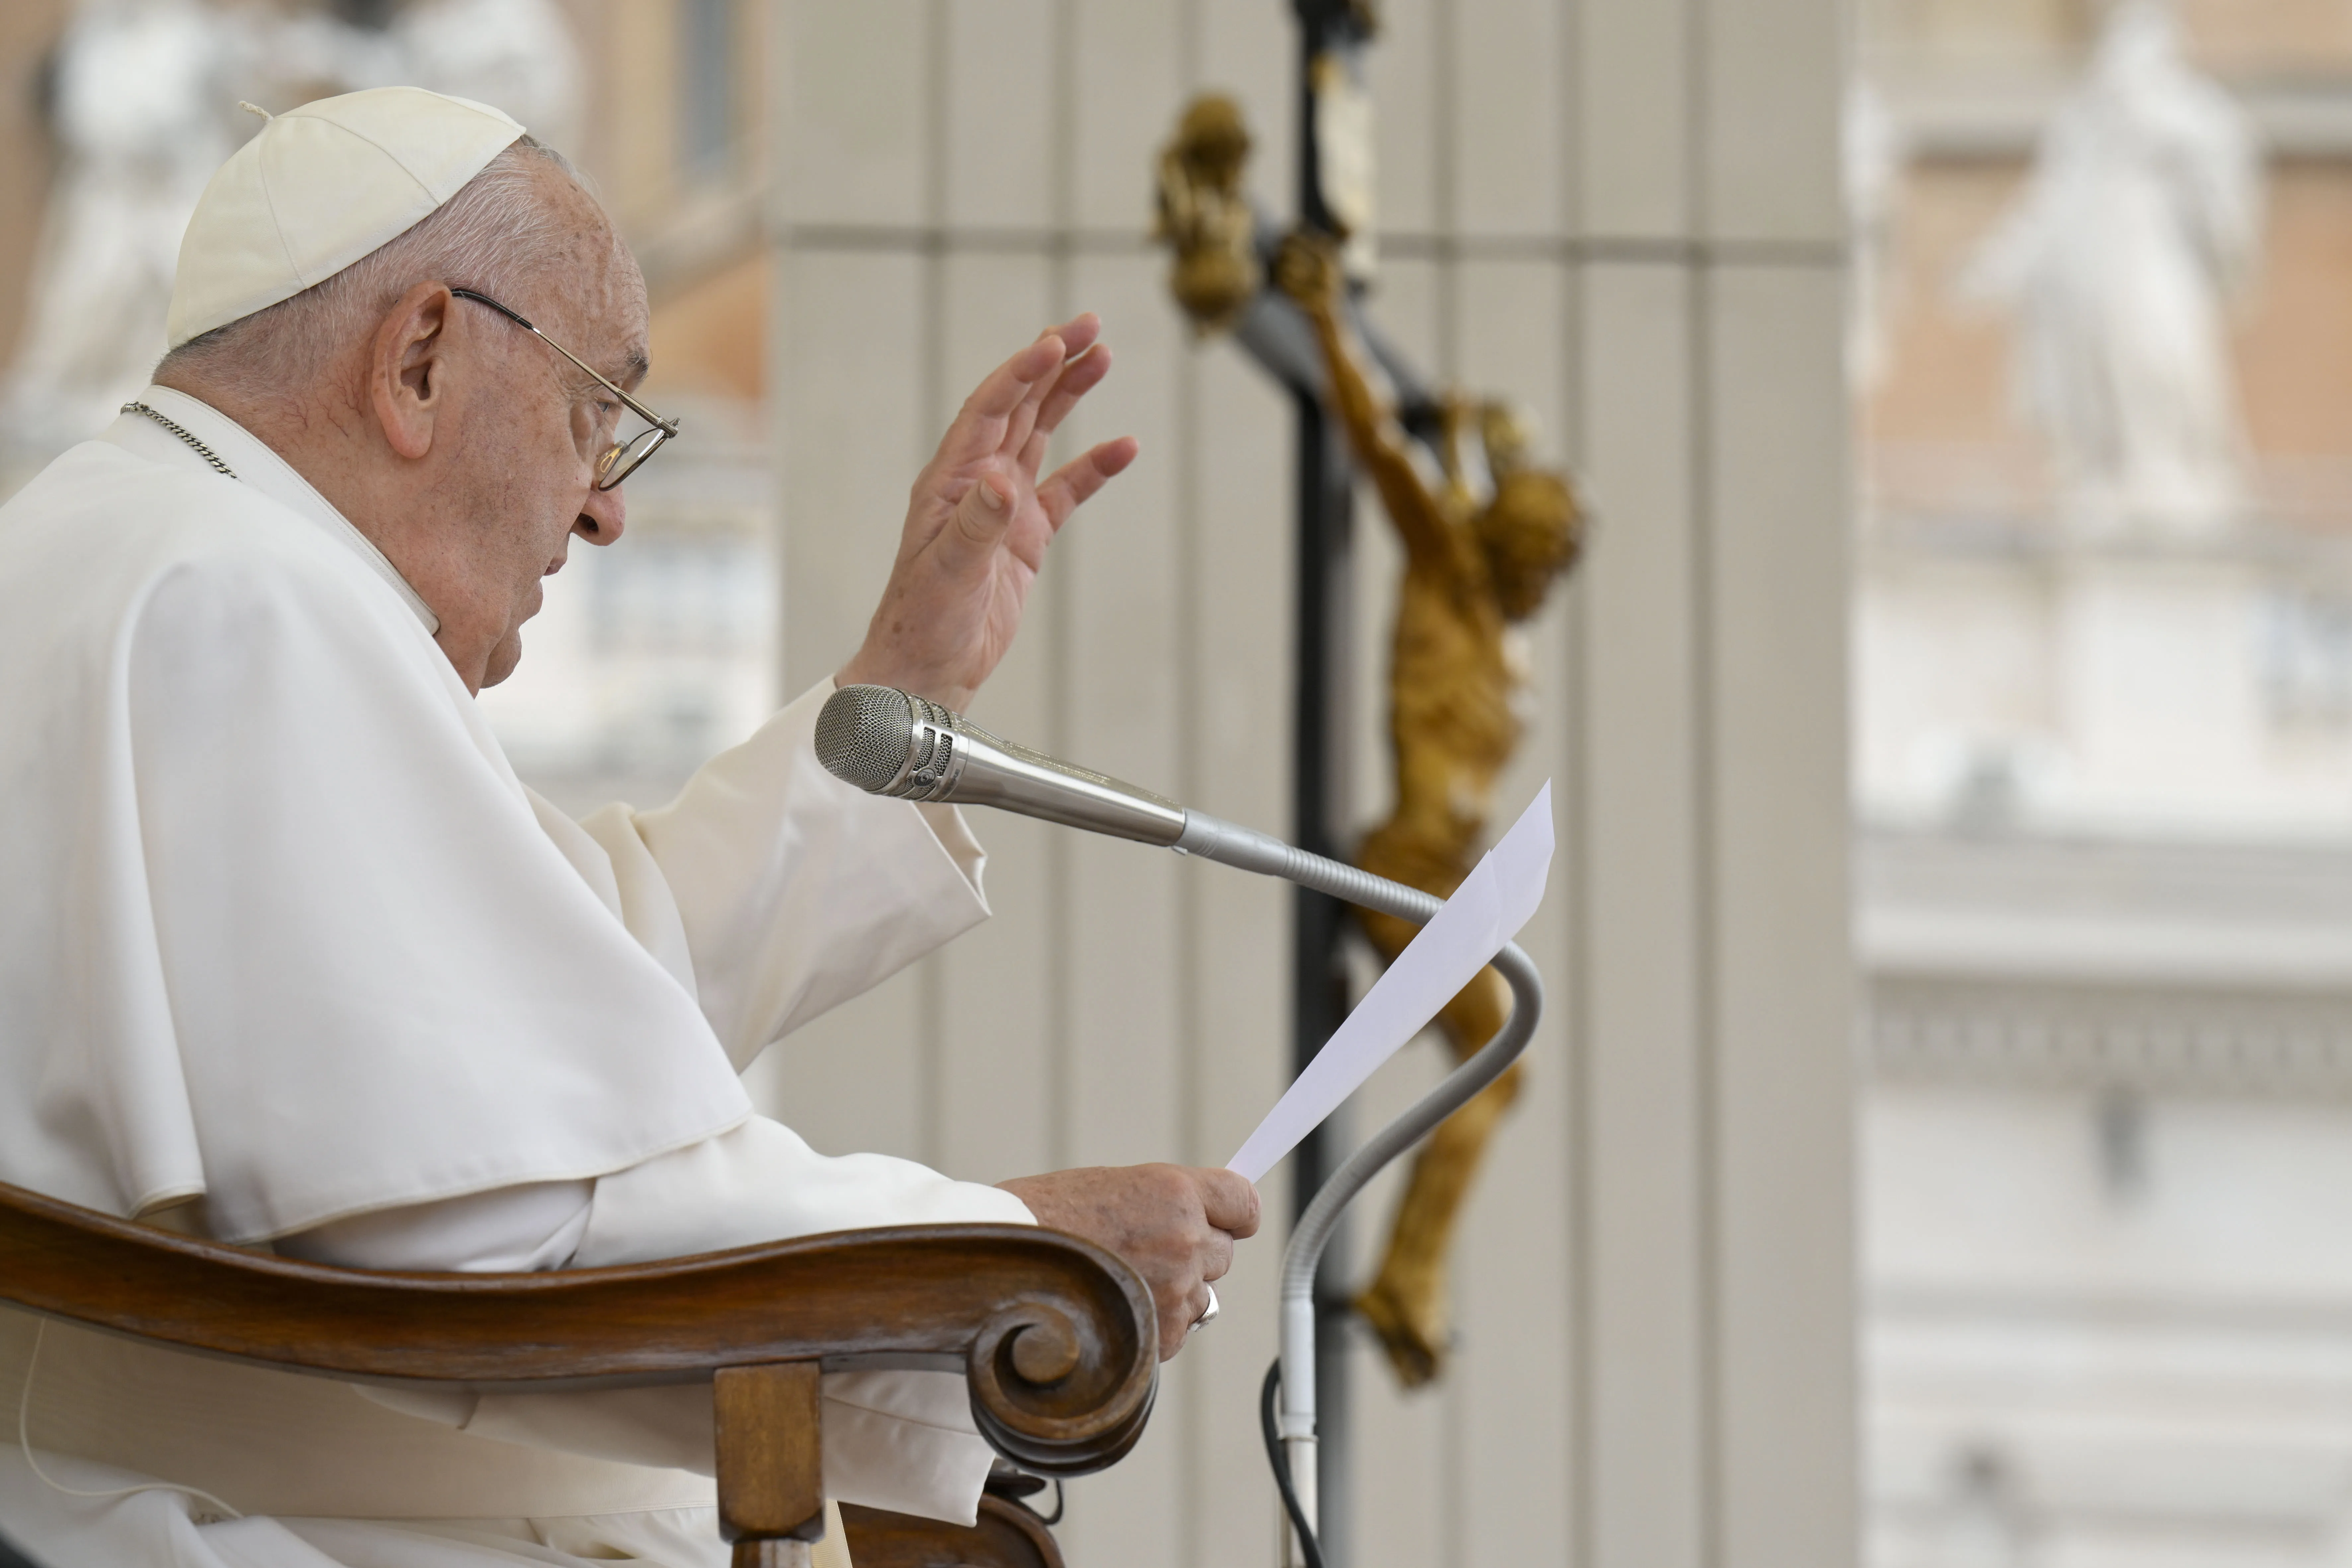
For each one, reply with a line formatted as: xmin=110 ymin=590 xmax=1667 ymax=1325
xmin=812 ymin=685 xmax=1545 ymax=1568
xmin=1170 ymin=814 xmax=1545 ymax=1568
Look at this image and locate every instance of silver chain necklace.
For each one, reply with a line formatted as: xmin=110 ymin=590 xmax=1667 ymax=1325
xmin=122 ymin=401 xmax=238 ymax=481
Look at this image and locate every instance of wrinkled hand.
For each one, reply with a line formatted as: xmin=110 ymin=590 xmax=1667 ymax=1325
xmin=837 ymin=314 xmax=1139 ymax=712
xmin=999 ymin=1163 xmax=1261 ymax=1360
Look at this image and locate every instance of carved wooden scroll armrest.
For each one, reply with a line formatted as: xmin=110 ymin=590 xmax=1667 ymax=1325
xmin=0 ymin=1180 xmax=1156 ymax=1564
xmin=842 ymin=1496 xmax=1066 ymax=1568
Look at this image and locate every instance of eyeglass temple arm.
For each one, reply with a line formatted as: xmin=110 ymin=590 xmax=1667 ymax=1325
xmin=448 ymin=288 xmax=679 ymax=435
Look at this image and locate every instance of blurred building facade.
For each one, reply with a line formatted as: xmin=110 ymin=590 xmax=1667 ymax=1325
xmin=0 ymin=4 xmax=1858 ymax=1567
xmin=1857 ymin=3 xmax=2352 ymax=1564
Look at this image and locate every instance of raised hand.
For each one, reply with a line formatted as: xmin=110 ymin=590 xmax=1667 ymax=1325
xmin=837 ymin=314 xmax=1139 ymax=711
xmin=998 ymin=1163 xmax=1261 ymax=1359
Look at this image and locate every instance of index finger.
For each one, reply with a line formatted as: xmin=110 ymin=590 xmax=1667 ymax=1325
xmin=1195 ymin=1168 xmax=1261 ymax=1238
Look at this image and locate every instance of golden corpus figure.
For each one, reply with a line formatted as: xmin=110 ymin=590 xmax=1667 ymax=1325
xmin=1153 ymin=88 xmax=1587 ymax=1386
xmin=1275 ymin=233 xmax=1585 ymax=1387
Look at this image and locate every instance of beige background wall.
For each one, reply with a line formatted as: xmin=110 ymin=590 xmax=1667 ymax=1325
xmin=754 ymin=2 xmax=1855 ymax=1565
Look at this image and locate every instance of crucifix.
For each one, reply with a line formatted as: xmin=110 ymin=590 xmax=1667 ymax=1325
xmin=1153 ymin=6 xmax=1586 ymax=1562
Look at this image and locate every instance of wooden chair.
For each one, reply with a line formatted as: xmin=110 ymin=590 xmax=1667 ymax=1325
xmin=0 ymin=1179 xmax=1158 ymax=1568
xmin=842 ymin=1495 xmax=1068 ymax=1568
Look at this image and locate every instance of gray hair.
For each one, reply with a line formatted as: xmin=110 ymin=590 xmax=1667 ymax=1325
xmin=155 ymin=136 xmax=597 ymax=400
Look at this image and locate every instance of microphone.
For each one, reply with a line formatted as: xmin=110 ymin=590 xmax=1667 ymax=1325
xmin=815 ymin=684 xmax=1188 ymax=846
xmin=816 ymin=682 xmax=1547 ymax=1568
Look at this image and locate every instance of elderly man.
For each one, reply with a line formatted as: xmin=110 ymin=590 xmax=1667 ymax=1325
xmin=0 ymin=88 xmax=1257 ymax=1567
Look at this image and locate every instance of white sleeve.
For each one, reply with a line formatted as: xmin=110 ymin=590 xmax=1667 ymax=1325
xmin=275 ymin=1176 xmax=594 ymax=1273
xmin=575 ymin=679 xmax=993 ymax=1071
xmin=571 ymin=1115 xmax=1033 ymax=1262
xmin=276 ymin=1121 xmax=1035 ymax=1525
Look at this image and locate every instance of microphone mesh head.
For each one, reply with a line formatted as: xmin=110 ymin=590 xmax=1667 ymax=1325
xmin=816 ymin=684 xmax=915 ymax=792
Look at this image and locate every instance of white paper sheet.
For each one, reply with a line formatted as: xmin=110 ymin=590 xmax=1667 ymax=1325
xmin=1226 ymin=783 xmax=1555 ymax=1183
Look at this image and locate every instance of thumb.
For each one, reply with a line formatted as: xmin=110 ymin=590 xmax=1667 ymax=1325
xmin=928 ymin=469 xmax=1013 ymax=571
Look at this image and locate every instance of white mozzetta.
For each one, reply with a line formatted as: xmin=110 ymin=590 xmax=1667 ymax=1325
xmin=0 ymin=388 xmax=1026 ymax=1552
xmin=0 ymin=397 xmax=752 ymax=1239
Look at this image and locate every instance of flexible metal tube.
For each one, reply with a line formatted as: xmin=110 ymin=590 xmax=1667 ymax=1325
xmin=1171 ymin=811 xmax=1546 ymax=1500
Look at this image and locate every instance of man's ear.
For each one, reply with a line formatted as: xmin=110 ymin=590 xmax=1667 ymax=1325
xmin=368 ymin=282 xmax=458 ymax=462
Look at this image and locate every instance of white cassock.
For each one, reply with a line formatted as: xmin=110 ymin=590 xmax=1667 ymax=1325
xmin=0 ymin=386 xmax=1036 ymax=1568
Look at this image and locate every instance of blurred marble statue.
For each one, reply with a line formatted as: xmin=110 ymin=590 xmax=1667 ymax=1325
xmin=5 ymin=0 xmax=580 ymax=455
xmin=1275 ymin=231 xmax=1586 ymax=1387
xmin=1927 ymin=1445 xmax=2036 ymax=1568
xmin=399 ymin=0 xmax=581 ymax=154
xmin=1964 ymin=0 xmax=2261 ymax=537
xmin=1153 ymin=95 xmax=1261 ymax=336
xmin=275 ymin=0 xmax=583 ymax=157
xmin=3 ymin=0 xmax=252 ymax=450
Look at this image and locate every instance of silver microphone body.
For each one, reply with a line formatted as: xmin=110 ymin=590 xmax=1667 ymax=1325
xmin=816 ymin=685 xmax=1187 ymax=846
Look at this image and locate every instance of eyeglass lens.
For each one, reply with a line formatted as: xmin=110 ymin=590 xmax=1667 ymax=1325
xmin=597 ymin=426 xmax=669 ymax=491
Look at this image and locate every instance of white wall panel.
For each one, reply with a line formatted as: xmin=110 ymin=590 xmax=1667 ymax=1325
xmin=1576 ymin=0 xmax=1694 ymax=240
xmin=1367 ymin=0 xmax=1440 ymax=237
xmin=776 ymin=248 xmax=927 ymax=695
xmin=1450 ymin=0 xmax=1568 ymax=237
xmin=775 ymin=0 xmax=929 ymax=226
xmin=1699 ymin=0 xmax=1846 ymax=245
xmin=1705 ymin=262 xmax=1855 ymax=1568
xmin=1368 ymin=253 xmax=1443 ymax=378
xmin=1450 ymin=258 xmax=1576 ymax=1568
xmin=943 ymin=0 xmax=1059 ymax=231
xmin=1576 ymin=260 xmax=1708 ymax=1568
xmin=1177 ymin=334 xmax=1294 ymax=1568
xmin=1073 ymin=0 xmax=1189 ymax=233
xmin=1457 ymin=258 xmax=1569 ymax=440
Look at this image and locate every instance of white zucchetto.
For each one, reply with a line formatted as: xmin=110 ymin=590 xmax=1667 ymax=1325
xmin=166 ymin=86 xmax=525 ymax=349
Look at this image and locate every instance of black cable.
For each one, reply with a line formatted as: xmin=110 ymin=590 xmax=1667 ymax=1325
xmin=1259 ymin=1359 xmax=1324 ymax=1568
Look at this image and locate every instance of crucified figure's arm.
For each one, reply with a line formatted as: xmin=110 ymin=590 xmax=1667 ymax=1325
xmin=1273 ymin=234 xmax=1457 ymax=566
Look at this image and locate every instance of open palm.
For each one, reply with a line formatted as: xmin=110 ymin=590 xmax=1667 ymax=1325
xmin=838 ymin=313 xmax=1139 ymax=711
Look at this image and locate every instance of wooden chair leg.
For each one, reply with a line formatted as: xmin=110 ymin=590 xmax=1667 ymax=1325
xmin=839 ymin=1495 xmax=1065 ymax=1568
xmin=716 ymin=1361 xmax=828 ymax=1568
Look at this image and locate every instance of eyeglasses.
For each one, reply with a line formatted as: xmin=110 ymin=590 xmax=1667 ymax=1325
xmin=450 ymin=287 xmax=679 ymax=491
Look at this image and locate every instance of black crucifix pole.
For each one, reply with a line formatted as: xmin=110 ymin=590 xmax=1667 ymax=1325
xmin=1286 ymin=5 xmax=1371 ymax=1561
xmin=1287 ymin=272 xmax=1361 ymax=1568
xmin=1196 ymin=9 xmax=1435 ymax=1557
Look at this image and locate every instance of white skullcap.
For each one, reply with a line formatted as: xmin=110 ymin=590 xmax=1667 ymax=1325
xmin=166 ymin=87 xmax=526 ymax=349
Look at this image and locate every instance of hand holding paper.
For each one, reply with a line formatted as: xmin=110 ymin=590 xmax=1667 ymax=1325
xmin=1226 ymin=784 xmax=1555 ymax=1183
